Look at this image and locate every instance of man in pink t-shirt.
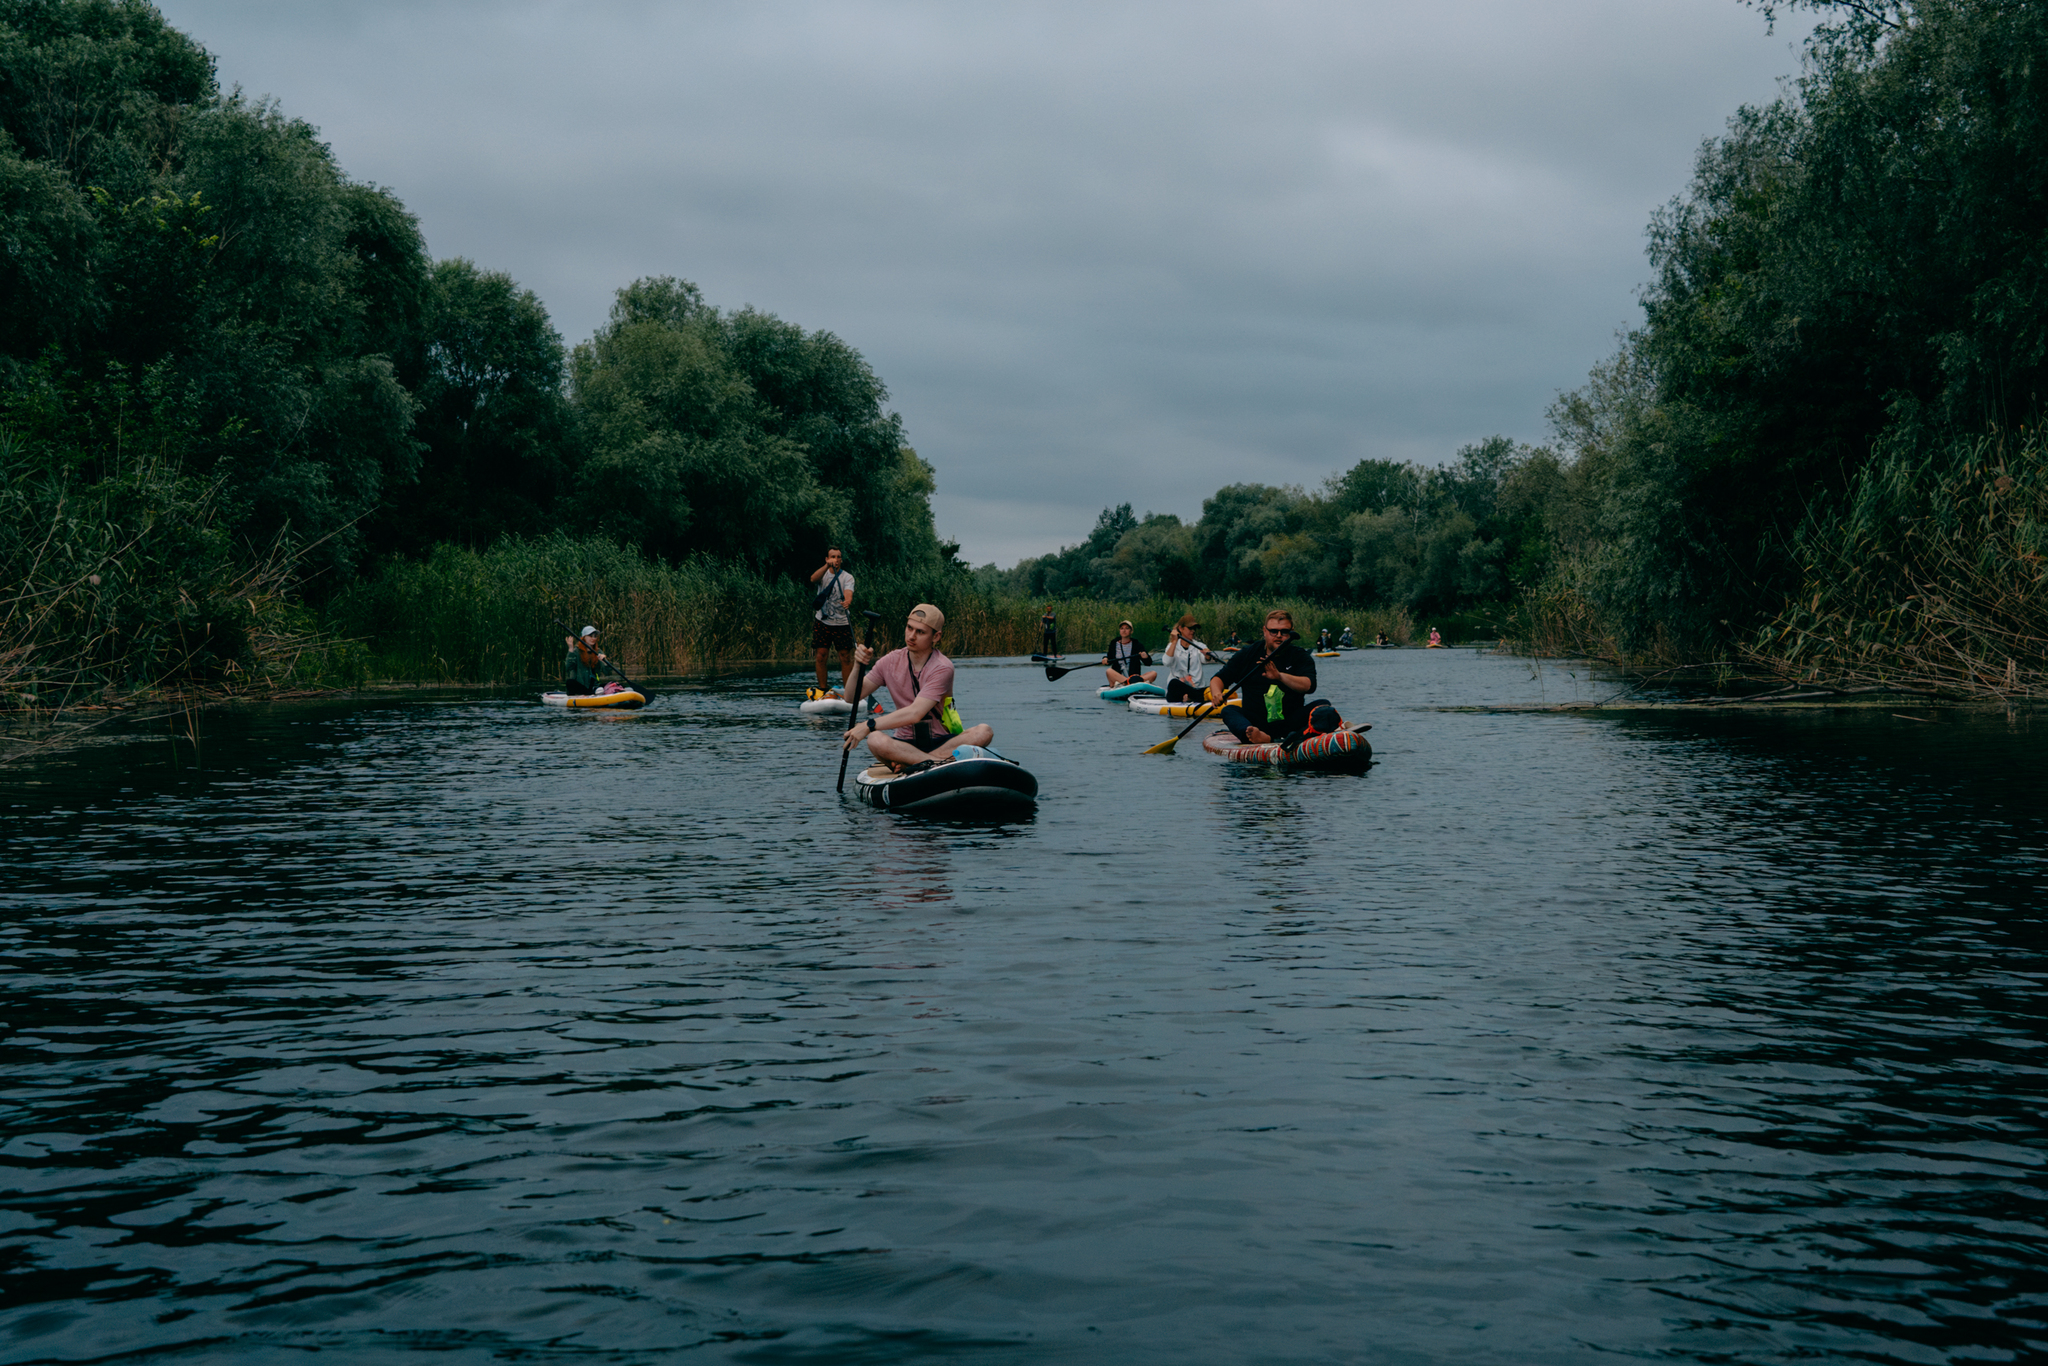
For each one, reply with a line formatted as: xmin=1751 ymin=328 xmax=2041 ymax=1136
xmin=842 ymin=603 xmax=995 ymax=769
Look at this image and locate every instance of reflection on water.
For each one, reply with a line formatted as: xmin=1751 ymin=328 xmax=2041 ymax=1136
xmin=2 ymin=652 xmax=2044 ymax=1364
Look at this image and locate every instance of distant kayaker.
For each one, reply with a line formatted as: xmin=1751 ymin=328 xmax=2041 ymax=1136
xmin=1338 ymin=626 xmax=1355 ymax=648
xmin=1161 ymin=614 xmax=1215 ymax=703
xmin=1222 ymin=628 xmax=1244 ymax=650
xmin=1317 ymin=627 xmax=1334 ymax=650
xmin=562 ymin=625 xmax=608 ymax=696
xmin=809 ymin=548 xmax=856 ymax=697
xmin=1376 ymin=630 xmax=1390 ymax=647
xmin=1101 ymin=620 xmax=1157 ymax=687
xmin=1427 ymin=626 xmax=1443 ymax=648
xmin=1208 ymin=609 xmax=1316 ymax=745
xmin=1040 ymin=605 xmax=1059 ymax=659
xmin=843 ymin=603 xmax=995 ymax=768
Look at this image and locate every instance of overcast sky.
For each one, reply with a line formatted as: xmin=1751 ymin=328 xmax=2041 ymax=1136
xmin=155 ymin=0 xmax=1806 ymax=566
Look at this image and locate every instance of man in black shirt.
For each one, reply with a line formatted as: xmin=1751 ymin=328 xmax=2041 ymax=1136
xmin=1208 ymin=609 xmax=1316 ymax=743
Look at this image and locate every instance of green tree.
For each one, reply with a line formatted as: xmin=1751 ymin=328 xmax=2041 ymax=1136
xmin=368 ymin=258 xmax=575 ymax=556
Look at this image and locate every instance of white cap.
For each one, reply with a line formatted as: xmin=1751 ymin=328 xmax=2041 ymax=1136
xmin=580 ymin=625 xmax=598 ymax=637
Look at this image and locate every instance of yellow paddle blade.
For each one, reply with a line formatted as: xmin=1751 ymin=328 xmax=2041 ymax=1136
xmin=1143 ymin=735 xmax=1180 ymax=755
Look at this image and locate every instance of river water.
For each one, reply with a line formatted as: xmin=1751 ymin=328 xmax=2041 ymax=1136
xmin=3 ymin=648 xmax=2044 ymax=1364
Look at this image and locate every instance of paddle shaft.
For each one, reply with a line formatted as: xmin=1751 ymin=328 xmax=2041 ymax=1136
xmin=836 ymin=610 xmax=883 ymax=793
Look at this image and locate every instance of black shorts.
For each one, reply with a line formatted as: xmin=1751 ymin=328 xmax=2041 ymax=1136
xmin=812 ymin=620 xmax=853 ymax=650
xmin=895 ymin=728 xmax=963 ymax=754
xmin=1166 ymin=677 xmax=1205 ymax=703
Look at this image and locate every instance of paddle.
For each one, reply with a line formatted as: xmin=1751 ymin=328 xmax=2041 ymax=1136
xmin=553 ymin=618 xmax=655 ymax=705
xmin=1143 ymin=629 xmax=1296 ymax=755
xmin=836 ymin=609 xmax=883 ymax=793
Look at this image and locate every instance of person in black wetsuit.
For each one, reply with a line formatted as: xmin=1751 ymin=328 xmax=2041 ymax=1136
xmin=1101 ymin=620 xmax=1156 ymax=687
xmin=1208 ymin=609 xmax=1316 ymax=743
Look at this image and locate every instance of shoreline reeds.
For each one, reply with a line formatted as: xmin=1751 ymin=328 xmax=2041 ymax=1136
xmin=328 ymin=534 xmax=1418 ymax=683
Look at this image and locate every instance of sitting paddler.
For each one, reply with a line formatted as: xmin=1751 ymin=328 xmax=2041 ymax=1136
xmin=1207 ymin=608 xmax=1316 ymax=744
xmin=1317 ymin=626 xmax=1334 ymax=651
xmin=1339 ymin=625 xmax=1356 ymax=648
xmin=1222 ymin=628 xmax=1244 ymax=650
xmin=843 ymin=603 xmax=994 ymax=769
xmin=1101 ymin=619 xmax=1156 ymax=687
xmin=562 ymin=625 xmax=609 ymax=696
xmin=1161 ymin=613 xmax=1217 ymax=703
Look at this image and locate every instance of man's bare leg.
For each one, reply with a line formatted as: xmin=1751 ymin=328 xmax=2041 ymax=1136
xmin=814 ymin=647 xmax=829 ymax=691
xmin=865 ymin=723 xmax=996 ymax=768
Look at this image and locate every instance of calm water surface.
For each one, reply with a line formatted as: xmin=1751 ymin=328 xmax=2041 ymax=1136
xmin=3 ymin=650 xmax=2044 ymax=1364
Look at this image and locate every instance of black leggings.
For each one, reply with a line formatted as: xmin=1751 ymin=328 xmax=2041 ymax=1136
xmin=1165 ymin=677 xmax=1205 ymax=703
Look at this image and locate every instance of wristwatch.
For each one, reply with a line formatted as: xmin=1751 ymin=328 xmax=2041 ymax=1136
xmin=866 ymin=718 xmax=878 ymax=734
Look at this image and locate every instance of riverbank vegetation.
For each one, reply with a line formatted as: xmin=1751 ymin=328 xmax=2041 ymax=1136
xmin=1515 ymin=0 xmax=2048 ymax=698
xmin=6 ymin=0 xmax=2044 ymax=705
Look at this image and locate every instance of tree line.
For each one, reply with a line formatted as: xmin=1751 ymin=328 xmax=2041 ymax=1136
xmin=7 ymin=0 xmax=2042 ymax=698
xmin=1 ymin=0 xmax=954 ymax=698
xmin=979 ymin=436 xmax=1559 ymax=620
xmin=988 ymin=1 xmax=2048 ymax=688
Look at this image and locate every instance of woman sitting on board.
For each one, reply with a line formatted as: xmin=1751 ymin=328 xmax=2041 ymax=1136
xmin=1427 ymin=626 xmax=1444 ymax=648
xmin=1160 ymin=614 xmax=1215 ymax=703
xmin=842 ymin=604 xmax=994 ymax=770
xmin=1101 ymin=620 xmax=1156 ymax=687
xmin=562 ymin=626 xmax=609 ymax=696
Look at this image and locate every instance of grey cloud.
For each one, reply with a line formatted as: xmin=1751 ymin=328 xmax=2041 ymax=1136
xmin=157 ymin=0 xmax=1806 ymax=565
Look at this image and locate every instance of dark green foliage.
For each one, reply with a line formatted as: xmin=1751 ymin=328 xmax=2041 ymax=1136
xmin=0 ymin=1 xmax=434 ymax=580
xmin=990 ymin=438 xmax=1559 ymax=617
xmin=1552 ymin=0 xmax=2048 ymax=652
xmin=367 ymin=258 xmax=574 ymax=556
xmin=569 ymin=275 xmax=943 ymax=576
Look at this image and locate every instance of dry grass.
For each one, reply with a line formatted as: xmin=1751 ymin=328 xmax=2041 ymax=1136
xmin=1746 ymin=431 xmax=2047 ymax=701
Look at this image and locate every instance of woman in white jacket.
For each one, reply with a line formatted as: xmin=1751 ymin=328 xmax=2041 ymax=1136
xmin=1160 ymin=614 xmax=1217 ymax=703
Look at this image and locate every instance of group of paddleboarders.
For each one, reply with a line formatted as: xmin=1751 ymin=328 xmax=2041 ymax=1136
xmin=1096 ymin=609 xmax=1346 ymax=745
xmin=557 ymin=540 xmax=1354 ymax=772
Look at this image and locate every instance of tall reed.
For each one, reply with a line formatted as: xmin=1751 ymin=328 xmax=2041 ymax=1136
xmin=331 ymin=534 xmax=1415 ymax=681
xmin=1745 ymin=430 xmax=2047 ymax=700
xmin=1 ymin=431 xmax=352 ymax=710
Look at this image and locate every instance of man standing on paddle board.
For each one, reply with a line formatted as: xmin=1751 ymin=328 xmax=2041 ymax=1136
xmin=1208 ymin=609 xmax=1316 ymax=744
xmin=842 ymin=604 xmax=995 ymax=769
xmin=808 ymin=548 xmax=855 ymax=698
xmin=1161 ymin=614 xmax=1215 ymax=703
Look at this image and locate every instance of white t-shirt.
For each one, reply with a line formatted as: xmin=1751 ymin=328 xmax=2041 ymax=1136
xmin=814 ymin=569 xmax=855 ymax=625
xmin=1162 ymin=637 xmax=1210 ymax=685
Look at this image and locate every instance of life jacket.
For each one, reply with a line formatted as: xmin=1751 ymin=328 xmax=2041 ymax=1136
xmin=904 ymin=653 xmax=963 ymax=746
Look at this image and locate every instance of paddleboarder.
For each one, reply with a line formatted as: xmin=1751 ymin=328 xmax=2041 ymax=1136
xmin=842 ymin=604 xmax=995 ymax=769
xmin=562 ymin=625 xmax=608 ymax=696
xmin=1101 ymin=620 xmax=1157 ymax=687
xmin=1160 ymin=614 xmax=1215 ymax=703
xmin=808 ymin=548 xmax=856 ymax=698
xmin=1207 ymin=609 xmax=1317 ymax=744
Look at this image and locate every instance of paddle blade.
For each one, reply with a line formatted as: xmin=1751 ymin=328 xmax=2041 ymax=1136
xmin=1142 ymin=734 xmax=1179 ymax=755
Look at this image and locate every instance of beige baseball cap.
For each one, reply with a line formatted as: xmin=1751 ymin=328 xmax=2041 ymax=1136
xmin=909 ymin=603 xmax=946 ymax=632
